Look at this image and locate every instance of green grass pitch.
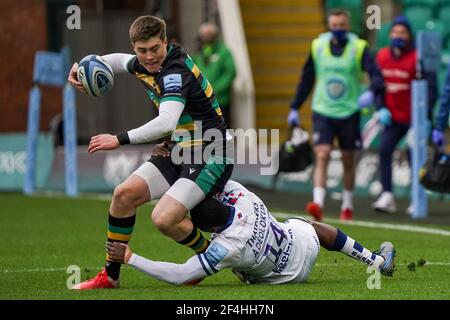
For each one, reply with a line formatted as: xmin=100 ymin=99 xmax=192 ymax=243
xmin=1 ymin=194 xmax=449 ymax=300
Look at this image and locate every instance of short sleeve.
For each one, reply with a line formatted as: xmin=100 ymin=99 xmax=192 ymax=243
xmin=197 ymin=237 xmax=241 ymax=275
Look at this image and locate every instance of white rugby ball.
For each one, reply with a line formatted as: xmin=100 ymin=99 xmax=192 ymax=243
xmin=77 ymin=55 xmax=114 ymax=97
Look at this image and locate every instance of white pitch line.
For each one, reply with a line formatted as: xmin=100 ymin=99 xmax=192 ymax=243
xmin=1 ymin=267 xmax=67 ymax=273
xmin=273 ymin=212 xmax=450 ymax=237
xmin=315 ymin=262 xmax=450 ymax=267
xmin=0 ymin=267 xmax=101 ymax=273
xmin=2 ymin=262 xmax=449 ymax=274
xmin=1 ymin=214 xmax=449 ymax=274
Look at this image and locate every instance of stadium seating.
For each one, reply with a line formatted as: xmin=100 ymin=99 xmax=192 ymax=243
xmin=402 ymin=0 xmax=439 ymax=8
xmin=376 ymin=23 xmax=392 ymax=50
xmin=437 ymin=1 xmax=450 ymax=39
xmin=401 ymin=0 xmax=450 ymax=64
xmin=240 ymin=0 xmax=325 ymax=140
xmin=404 ymin=6 xmax=434 ymax=32
xmin=424 ymin=20 xmax=446 ymax=37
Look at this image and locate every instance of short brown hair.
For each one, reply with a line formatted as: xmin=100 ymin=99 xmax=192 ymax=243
xmin=129 ymin=15 xmax=167 ymax=43
xmin=328 ymin=8 xmax=350 ymax=19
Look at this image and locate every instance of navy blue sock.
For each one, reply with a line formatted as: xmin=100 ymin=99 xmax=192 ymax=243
xmin=328 ymin=229 xmax=384 ymax=267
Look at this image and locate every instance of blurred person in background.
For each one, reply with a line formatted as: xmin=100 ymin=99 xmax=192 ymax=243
xmin=192 ymin=22 xmax=236 ymax=128
xmin=372 ymin=16 xmax=437 ymax=214
xmin=286 ymin=9 xmax=385 ymax=221
xmin=432 ymin=63 xmax=450 ymax=148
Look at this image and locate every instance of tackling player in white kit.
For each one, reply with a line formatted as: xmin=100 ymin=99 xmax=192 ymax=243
xmin=107 ymin=180 xmax=396 ymax=285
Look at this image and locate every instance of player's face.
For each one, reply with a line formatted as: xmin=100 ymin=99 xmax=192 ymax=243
xmin=133 ymin=36 xmax=168 ymax=74
xmin=328 ymin=14 xmax=350 ymax=32
xmin=390 ymin=25 xmax=411 ymax=42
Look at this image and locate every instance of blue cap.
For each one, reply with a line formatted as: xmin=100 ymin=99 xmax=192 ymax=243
xmin=391 ymin=15 xmax=412 ymax=35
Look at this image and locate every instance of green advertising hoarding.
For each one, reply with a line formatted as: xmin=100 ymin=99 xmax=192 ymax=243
xmin=0 ymin=133 xmax=54 ymax=191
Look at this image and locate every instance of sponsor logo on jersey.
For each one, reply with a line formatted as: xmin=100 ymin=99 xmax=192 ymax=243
xmin=326 ymin=78 xmax=347 ymax=100
xmin=222 ymin=191 xmax=245 ymax=206
xmin=205 ymin=242 xmax=229 ymax=267
xmin=163 ymin=73 xmax=182 ymax=92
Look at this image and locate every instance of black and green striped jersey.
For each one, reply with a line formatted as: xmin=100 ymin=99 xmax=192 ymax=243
xmin=126 ymin=44 xmax=226 ymax=148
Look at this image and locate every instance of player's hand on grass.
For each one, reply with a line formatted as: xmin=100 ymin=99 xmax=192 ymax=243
xmin=67 ymin=62 xmax=87 ymax=93
xmin=88 ymin=134 xmax=120 ymax=153
xmin=106 ymin=242 xmax=133 ymax=264
xmin=151 ymin=141 xmax=171 ymax=157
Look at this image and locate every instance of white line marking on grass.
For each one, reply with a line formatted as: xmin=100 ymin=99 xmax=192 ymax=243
xmin=34 ymin=191 xmax=113 ymax=201
xmin=0 ymin=267 xmax=101 ymax=273
xmin=2 ymin=215 xmax=449 ymax=275
xmin=273 ymin=212 xmax=450 ymax=237
xmin=30 ymin=192 xmax=159 ymax=204
xmin=315 ymin=262 xmax=450 ymax=267
xmin=423 ymin=262 xmax=450 ymax=266
xmin=1 ymin=267 xmax=67 ymax=273
xmin=2 ymin=262 xmax=449 ymax=274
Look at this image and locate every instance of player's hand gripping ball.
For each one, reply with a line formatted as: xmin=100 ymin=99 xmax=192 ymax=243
xmin=77 ymin=55 xmax=114 ymax=97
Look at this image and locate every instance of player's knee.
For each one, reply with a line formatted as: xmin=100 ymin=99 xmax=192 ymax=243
xmin=315 ymin=151 xmax=330 ymax=163
xmin=342 ymin=159 xmax=354 ymax=171
xmin=310 ymin=221 xmax=320 ymax=232
xmin=113 ymin=184 xmax=139 ymax=208
xmin=151 ymin=211 xmax=173 ymax=235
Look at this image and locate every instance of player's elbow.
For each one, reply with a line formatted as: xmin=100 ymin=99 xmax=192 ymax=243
xmin=159 ymin=111 xmax=178 ymax=133
xmin=171 ymin=278 xmax=188 ymax=286
xmin=170 ymin=267 xmax=198 ymax=286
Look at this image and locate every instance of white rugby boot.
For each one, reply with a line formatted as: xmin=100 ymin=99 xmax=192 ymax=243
xmin=372 ymin=191 xmax=397 ymax=214
xmin=374 ymin=241 xmax=396 ymax=277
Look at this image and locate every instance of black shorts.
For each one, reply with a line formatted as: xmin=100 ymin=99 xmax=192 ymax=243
xmin=312 ymin=112 xmax=362 ymax=150
xmin=149 ymin=154 xmax=234 ymax=198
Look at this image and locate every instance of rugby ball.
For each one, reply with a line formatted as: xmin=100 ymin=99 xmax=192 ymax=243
xmin=77 ymin=55 xmax=114 ymax=97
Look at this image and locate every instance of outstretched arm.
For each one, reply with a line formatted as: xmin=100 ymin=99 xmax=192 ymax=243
xmin=87 ymin=100 xmax=184 ymax=153
xmin=67 ymin=54 xmax=134 ymax=93
xmin=101 ymin=53 xmax=135 ymax=74
xmin=106 ymin=242 xmax=208 ymax=285
xmin=117 ymin=99 xmax=184 ymax=145
xmin=129 ymin=253 xmax=209 ymax=285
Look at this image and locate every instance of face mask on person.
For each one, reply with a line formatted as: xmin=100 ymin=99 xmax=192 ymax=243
xmin=391 ymin=37 xmax=407 ymax=49
xmin=331 ymin=29 xmax=347 ymax=43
